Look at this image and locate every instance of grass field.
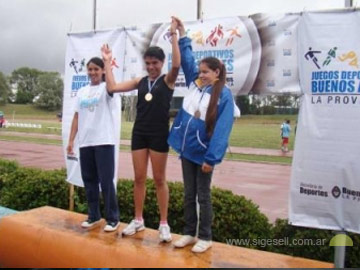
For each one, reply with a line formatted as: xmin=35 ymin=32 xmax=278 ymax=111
xmin=0 ymin=104 xmax=298 ymax=152
xmin=233 ymin=114 xmax=298 ymax=148
xmin=0 ymin=104 xmax=60 ymax=120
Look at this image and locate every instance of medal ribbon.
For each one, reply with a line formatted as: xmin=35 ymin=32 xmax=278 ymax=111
xmin=147 ymin=75 xmax=162 ymax=95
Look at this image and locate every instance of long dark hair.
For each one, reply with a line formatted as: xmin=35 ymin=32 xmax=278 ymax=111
xmin=87 ymin=57 xmax=105 ymax=82
xmin=201 ymin=57 xmax=226 ymax=137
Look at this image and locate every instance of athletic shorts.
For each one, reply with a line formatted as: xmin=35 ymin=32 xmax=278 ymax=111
xmin=282 ymin=137 xmax=289 ymax=144
xmin=131 ymin=133 xmax=169 ymax=153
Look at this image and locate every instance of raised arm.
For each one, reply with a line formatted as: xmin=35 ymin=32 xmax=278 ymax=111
xmin=101 ymin=44 xmax=141 ymax=93
xmin=173 ymin=17 xmax=198 ymax=87
xmin=164 ymin=17 xmax=180 ymax=88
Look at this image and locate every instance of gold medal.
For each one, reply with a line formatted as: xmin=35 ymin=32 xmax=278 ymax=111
xmin=146 ymin=75 xmax=161 ymax=102
xmin=194 ymin=110 xmax=201 ymax=119
xmin=145 ymin=93 xmax=153 ymax=102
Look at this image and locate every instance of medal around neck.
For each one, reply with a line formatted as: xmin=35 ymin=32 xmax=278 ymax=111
xmin=145 ymin=93 xmax=153 ymax=102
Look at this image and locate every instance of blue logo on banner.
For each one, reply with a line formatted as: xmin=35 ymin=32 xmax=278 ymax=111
xmin=71 ymin=75 xmax=89 ymax=97
xmin=168 ymin=49 xmax=235 ymax=74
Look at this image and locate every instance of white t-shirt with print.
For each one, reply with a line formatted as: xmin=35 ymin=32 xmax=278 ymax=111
xmin=75 ymin=82 xmax=116 ymax=148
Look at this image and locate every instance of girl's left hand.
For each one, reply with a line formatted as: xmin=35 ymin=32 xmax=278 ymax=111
xmin=170 ymin=16 xmax=178 ymax=34
xmin=172 ymin=16 xmax=185 ymax=36
xmin=101 ymin=44 xmax=112 ymax=61
xmin=202 ymin=162 xmax=213 ymax=173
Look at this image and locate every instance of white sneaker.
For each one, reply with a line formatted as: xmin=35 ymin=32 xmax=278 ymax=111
xmin=81 ymin=218 xmax=101 ymax=229
xmin=104 ymin=221 xmax=120 ymax=232
xmin=173 ymin=235 xmax=196 ymax=248
xmin=122 ymin=219 xmax=145 ymax=236
xmin=159 ymin=224 xmax=172 ymax=242
xmin=191 ymin=240 xmax=212 ymax=253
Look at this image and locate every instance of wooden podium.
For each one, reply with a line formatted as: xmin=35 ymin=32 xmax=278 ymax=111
xmin=0 ymin=206 xmax=333 ymax=268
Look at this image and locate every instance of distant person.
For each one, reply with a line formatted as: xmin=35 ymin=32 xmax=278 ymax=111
xmin=57 ymin=112 xmax=62 ymax=122
xmin=281 ymin=120 xmax=291 ymax=152
xmin=101 ymin=17 xmax=180 ymax=242
xmin=67 ymin=57 xmax=120 ymax=232
xmin=168 ymin=17 xmax=238 ymax=253
xmin=0 ymin=111 xmax=4 ymax=128
xmin=280 ymin=119 xmax=286 ymax=139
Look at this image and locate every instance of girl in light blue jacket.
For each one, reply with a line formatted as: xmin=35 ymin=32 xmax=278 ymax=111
xmin=168 ymin=17 xmax=236 ymax=253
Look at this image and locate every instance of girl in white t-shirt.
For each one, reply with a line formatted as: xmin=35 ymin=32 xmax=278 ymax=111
xmin=67 ymin=57 xmax=120 ymax=232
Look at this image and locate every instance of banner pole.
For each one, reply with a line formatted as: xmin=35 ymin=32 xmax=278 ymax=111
xmin=93 ymin=0 xmax=97 ymax=31
xmin=334 ymin=231 xmax=346 ymax=268
xmin=197 ymin=0 xmax=203 ymax=21
xmin=69 ymin=184 xmax=74 ymax=211
xmin=345 ymin=0 xmax=353 ymax=8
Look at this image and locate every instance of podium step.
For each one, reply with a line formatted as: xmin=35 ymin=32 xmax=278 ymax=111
xmin=0 ymin=206 xmax=333 ymax=268
xmin=0 ymin=206 xmax=17 ymax=219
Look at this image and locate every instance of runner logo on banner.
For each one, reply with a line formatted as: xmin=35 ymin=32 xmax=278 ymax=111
xmin=122 ymin=15 xmax=302 ymax=96
xmin=151 ymin=17 xmax=261 ymax=96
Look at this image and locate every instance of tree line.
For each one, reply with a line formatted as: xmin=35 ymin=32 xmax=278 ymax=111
xmin=236 ymin=94 xmax=300 ymax=115
xmin=0 ymin=67 xmax=63 ymax=111
xmin=0 ymin=67 xmax=300 ymax=114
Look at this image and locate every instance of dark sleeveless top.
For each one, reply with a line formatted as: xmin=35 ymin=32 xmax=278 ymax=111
xmin=133 ymin=75 xmax=173 ymax=136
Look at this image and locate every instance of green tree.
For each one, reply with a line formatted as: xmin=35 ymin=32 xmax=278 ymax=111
xmin=249 ymin=94 xmax=262 ymax=114
xmin=0 ymin=72 xmax=10 ymax=105
xmin=35 ymin=72 xmax=64 ymax=111
xmin=236 ymin=95 xmax=250 ymax=115
xmin=274 ymin=95 xmax=292 ymax=108
xmin=292 ymin=94 xmax=302 ymax=109
xmin=11 ymin=67 xmax=43 ymax=104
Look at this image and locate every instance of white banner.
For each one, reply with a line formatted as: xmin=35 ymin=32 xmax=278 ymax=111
xmin=290 ymin=11 xmax=360 ymax=234
xmin=62 ymin=29 xmax=125 ymax=187
xmin=250 ymin=13 xmax=301 ymax=95
xmin=61 ymin=15 xmax=301 ymax=98
xmin=150 ymin=17 xmax=262 ymax=96
xmin=121 ymin=15 xmax=301 ymax=96
xmin=122 ymin=24 xmax=164 ymax=96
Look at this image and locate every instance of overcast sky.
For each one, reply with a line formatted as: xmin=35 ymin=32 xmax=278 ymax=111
xmin=0 ymin=0 xmax=347 ymax=75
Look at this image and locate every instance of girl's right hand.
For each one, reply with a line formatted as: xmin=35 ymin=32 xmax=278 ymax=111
xmin=67 ymin=142 xmax=74 ymax=155
xmin=201 ymin=162 xmax=213 ymax=173
xmin=101 ymin=44 xmax=112 ymax=62
xmin=170 ymin=17 xmax=178 ymax=34
xmin=172 ymin=16 xmax=185 ymax=37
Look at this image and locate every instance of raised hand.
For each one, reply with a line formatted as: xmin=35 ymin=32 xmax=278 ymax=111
xmin=170 ymin=16 xmax=178 ymax=34
xmin=172 ymin=16 xmax=185 ymax=36
xmin=101 ymin=44 xmax=112 ymax=62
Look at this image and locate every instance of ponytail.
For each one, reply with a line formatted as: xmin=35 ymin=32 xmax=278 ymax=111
xmin=201 ymin=57 xmax=226 ymax=137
